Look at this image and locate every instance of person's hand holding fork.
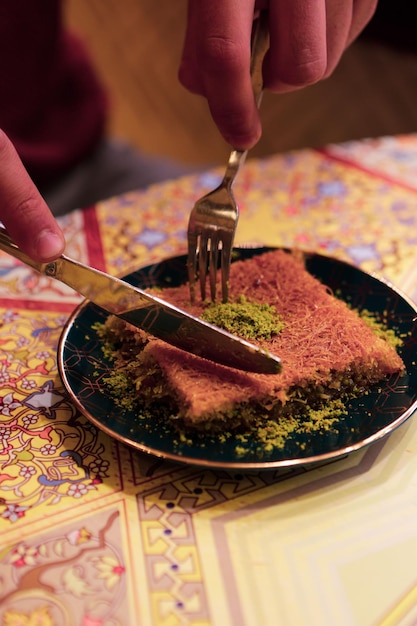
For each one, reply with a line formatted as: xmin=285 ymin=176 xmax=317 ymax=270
xmin=179 ymin=0 xmax=378 ymax=149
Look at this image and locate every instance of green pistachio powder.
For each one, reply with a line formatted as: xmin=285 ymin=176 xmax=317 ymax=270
xmin=201 ymin=295 xmax=284 ymax=340
xmin=93 ymin=295 xmax=407 ymax=459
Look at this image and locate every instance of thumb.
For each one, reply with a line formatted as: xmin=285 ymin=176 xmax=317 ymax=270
xmin=0 ymin=130 xmax=65 ymax=262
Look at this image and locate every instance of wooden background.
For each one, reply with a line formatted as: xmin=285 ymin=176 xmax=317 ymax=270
xmin=65 ymin=0 xmax=417 ymax=169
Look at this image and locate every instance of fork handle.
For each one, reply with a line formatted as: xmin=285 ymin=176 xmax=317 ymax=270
xmin=223 ymin=10 xmax=269 ymax=187
xmin=250 ymin=10 xmax=270 ymax=108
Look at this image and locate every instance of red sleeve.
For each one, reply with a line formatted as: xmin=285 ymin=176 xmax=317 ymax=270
xmin=0 ymin=1 xmax=108 ymax=186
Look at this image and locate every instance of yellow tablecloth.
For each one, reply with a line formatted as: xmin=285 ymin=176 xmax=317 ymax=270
xmin=1 ymin=135 xmax=417 ymax=625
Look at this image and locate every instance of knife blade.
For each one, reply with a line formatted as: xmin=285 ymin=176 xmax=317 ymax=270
xmin=0 ymin=228 xmax=282 ymax=374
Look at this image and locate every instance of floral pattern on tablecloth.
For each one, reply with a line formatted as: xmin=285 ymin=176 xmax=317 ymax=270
xmin=0 ymin=308 xmax=120 ymax=528
xmin=324 ymin=133 xmax=417 ymax=190
xmin=1 ymin=136 xmax=417 ymax=625
xmin=0 ymin=507 xmax=126 ymax=625
xmin=96 ymin=146 xmax=417 ymax=303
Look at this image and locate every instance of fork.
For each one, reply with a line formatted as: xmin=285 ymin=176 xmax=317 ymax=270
xmin=187 ymin=11 xmax=270 ymax=303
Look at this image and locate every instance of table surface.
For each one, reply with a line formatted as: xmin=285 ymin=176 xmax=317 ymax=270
xmin=1 ymin=135 xmax=417 ymax=625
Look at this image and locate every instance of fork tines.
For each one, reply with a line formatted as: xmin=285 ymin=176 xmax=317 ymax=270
xmin=187 ymin=229 xmax=234 ymax=303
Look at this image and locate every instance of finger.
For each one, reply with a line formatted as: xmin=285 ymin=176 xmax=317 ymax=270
xmin=347 ymin=0 xmax=378 ymax=45
xmin=180 ymin=0 xmax=261 ymax=150
xmin=263 ymin=0 xmax=328 ymax=93
xmin=322 ymin=0 xmax=354 ymax=76
xmin=178 ymin=1 xmax=203 ymax=95
xmin=324 ymin=0 xmax=377 ymax=77
xmin=0 ymin=130 xmax=65 ymax=262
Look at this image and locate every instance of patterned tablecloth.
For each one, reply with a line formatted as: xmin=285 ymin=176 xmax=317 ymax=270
xmin=1 ymin=135 xmax=417 ymax=626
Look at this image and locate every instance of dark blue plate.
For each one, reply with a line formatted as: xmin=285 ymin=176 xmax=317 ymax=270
xmin=58 ymin=248 xmax=417 ymax=469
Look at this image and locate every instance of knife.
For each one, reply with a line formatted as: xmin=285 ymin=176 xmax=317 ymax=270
xmin=0 ymin=227 xmax=282 ymax=374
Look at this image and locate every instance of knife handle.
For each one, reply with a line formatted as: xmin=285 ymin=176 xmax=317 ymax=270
xmin=0 ymin=227 xmax=86 ymax=295
xmin=0 ymin=226 xmax=149 ymax=312
xmin=0 ymin=226 xmax=48 ymax=273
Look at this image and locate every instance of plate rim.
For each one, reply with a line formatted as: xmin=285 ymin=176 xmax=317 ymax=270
xmin=57 ymin=247 xmax=417 ymax=470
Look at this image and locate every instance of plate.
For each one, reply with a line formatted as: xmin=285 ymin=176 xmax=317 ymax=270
xmin=58 ymin=248 xmax=417 ymax=470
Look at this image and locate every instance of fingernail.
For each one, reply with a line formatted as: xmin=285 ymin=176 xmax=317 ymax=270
xmin=36 ymin=230 xmax=64 ymax=260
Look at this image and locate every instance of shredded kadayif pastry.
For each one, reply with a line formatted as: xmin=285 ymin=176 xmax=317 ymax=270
xmin=95 ymin=250 xmax=405 ymax=438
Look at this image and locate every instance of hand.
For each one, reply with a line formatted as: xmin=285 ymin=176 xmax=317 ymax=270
xmin=179 ymin=0 xmax=378 ymax=149
xmin=0 ymin=130 xmax=65 ymax=262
